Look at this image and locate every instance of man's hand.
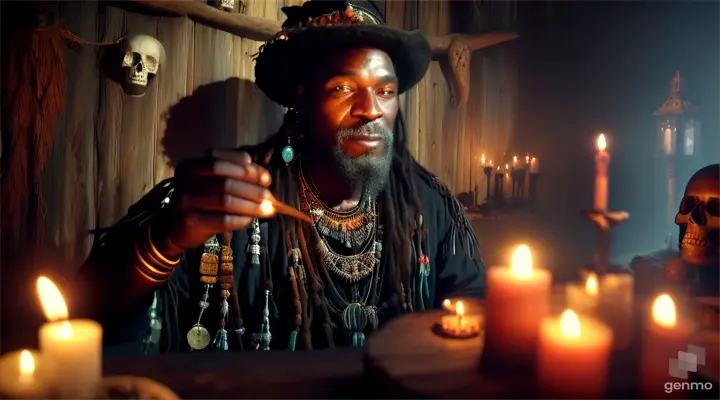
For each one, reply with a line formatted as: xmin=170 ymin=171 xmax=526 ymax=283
xmin=155 ymin=150 xmax=275 ymax=255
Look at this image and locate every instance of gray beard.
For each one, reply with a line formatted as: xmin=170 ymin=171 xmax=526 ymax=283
xmin=331 ymin=123 xmax=393 ymax=202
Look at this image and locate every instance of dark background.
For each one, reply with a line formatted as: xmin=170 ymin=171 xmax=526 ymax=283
xmin=511 ymin=0 xmax=718 ymax=271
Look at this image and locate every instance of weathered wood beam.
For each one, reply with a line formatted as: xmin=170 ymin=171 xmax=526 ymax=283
xmin=125 ymin=0 xmax=517 ymax=108
xmin=433 ymin=32 xmax=519 ymax=108
xmin=127 ymin=0 xmax=280 ymax=42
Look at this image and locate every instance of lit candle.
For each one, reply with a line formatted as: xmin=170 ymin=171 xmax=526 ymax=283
xmin=37 ymin=276 xmax=103 ymax=399
xmin=640 ymin=294 xmax=692 ymax=398
xmin=565 ymin=273 xmax=600 ymax=317
xmin=485 ymin=245 xmax=551 ymax=364
xmin=530 ymin=157 xmax=540 ymax=173
xmin=0 ymin=349 xmax=47 ymax=399
xmin=537 ymin=309 xmax=613 ymax=398
xmin=481 ymin=154 xmax=486 ymax=166
xmin=594 ymin=134 xmax=610 ymax=210
xmin=439 ymin=300 xmax=481 ymax=338
xmin=512 ymin=156 xmax=518 ymax=168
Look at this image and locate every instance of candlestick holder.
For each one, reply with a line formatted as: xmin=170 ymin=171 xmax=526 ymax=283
xmin=493 ymin=171 xmax=504 ymax=200
xmin=581 ymin=209 xmax=630 ymax=276
xmin=483 ymin=166 xmax=493 ymax=200
xmin=512 ymin=167 xmax=527 ymax=200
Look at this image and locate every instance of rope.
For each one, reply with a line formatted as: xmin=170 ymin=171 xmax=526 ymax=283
xmin=35 ymin=25 xmax=123 ymax=47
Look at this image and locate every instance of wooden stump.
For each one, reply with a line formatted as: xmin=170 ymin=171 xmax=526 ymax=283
xmin=364 ymin=300 xmax=535 ymax=398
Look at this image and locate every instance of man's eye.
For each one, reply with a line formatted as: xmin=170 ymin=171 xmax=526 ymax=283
xmin=380 ymin=88 xmax=395 ymax=96
xmin=334 ymin=86 xmax=351 ymax=92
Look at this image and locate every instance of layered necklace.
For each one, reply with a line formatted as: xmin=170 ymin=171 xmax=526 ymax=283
xmin=298 ymin=167 xmax=383 ymax=347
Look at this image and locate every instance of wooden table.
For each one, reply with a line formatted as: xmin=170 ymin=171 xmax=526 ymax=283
xmin=104 ymin=348 xmax=365 ymax=399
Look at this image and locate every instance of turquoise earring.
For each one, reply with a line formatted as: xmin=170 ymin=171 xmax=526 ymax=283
xmin=282 ymin=136 xmax=295 ymax=166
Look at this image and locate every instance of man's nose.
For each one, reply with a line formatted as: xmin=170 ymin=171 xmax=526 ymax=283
xmin=350 ymin=88 xmax=383 ymax=122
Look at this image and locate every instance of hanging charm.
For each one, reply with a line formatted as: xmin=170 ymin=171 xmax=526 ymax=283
xmin=248 ymin=219 xmax=261 ymax=266
xmin=187 ymin=237 xmax=220 ymax=350
xmin=252 ymin=290 xmax=273 ymax=351
xmin=214 ymin=233 xmax=234 ymax=351
xmin=142 ymin=291 xmax=162 ymax=355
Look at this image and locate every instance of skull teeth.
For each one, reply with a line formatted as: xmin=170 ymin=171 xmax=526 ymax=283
xmin=681 ymin=234 xmax=717 ymax=249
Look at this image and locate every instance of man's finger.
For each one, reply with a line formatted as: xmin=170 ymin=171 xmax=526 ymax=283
xmin=180 ymin=193 xmax=276 ymax=218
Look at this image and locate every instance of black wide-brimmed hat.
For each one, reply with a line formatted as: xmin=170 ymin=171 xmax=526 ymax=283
xmin=254 ymin=0 xmax=431 ymax=109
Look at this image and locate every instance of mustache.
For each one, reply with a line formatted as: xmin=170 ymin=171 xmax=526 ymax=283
xmin=336 ymin=123 xmax=392 ymax=141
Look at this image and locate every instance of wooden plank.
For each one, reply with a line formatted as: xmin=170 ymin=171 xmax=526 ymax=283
xmin=119 ymin=13 xmax=161 ymax=208
xmin=59 ymin=1 xmax=100 ymax=267
xmin=155 ymin=16 xmax=194 ymax=181
xmin=96 ymin=5 xmax=126 ymax=228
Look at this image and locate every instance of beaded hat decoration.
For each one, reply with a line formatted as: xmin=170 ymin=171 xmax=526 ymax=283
xmin=253 ymin=0 xmax=431 ymax=109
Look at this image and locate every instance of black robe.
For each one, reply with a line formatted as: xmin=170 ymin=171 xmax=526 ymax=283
xmin=82 ymin=168 xmax=485 ymax=356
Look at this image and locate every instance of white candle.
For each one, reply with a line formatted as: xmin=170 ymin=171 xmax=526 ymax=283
xmin=565 ymin=273 xmax=600 ymax=317
xmin=640 ymin=294 xmax=692 ymax=398
xmin=481 ymin=153 xmax=486 ymax=166
xmin=594 ymin=134 xmax=610 ymax=210
xmin=485 ymin=245 xmax=551 ymax=362
xmin=36 ymin=276 xmax=103 ymax=399
xmin=0 ymin=350 xmax=47 ymax=399
xmin=537 ymin=309 xmax=614 ymax=398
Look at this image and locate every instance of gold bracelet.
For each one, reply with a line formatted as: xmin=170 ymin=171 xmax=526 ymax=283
xmin=133 ymin=239 xmax=173 ymax=282
xmin=146 ymin=225 xmax=181 ymax=266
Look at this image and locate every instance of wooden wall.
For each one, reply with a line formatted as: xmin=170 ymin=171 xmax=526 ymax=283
xmin=2 ymin=0 xmax=518 ymax=275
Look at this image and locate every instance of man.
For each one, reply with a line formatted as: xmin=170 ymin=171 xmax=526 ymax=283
xmin=76 ymin=0 xmax=484 ymax=354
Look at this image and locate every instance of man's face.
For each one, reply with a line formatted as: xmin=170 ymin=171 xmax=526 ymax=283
xmin=301 ymin=48 xmax=399 ymax=198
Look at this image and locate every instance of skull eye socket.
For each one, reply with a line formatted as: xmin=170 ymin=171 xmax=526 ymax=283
xmin=679 ymin=196 xmax=700 ymax=214
xmin=707 ymin=197 xmax=719 ymax=217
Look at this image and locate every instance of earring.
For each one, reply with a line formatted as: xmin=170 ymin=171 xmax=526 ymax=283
xmin=281 ymin=109 xmax=299 ymax=166
xmin=282 ymin=135 xmax=295 ymax=166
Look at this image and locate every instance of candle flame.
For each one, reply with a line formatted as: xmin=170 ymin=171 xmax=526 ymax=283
xmin=652 ymin=293 xmax=677 ymax=328
xmin=260 ymin=199 xmax=274 ymax=216
xmin=37 ymin=276 xmax=69 ymax=322
xmin=585 ymin=273 xmax=599 ymax=295
xmin=37 ymin=276 xmax=74 ymax=338
xmin=510 ymin=244 xmax=533 ymax=278
xmin=513 ymin=156 xmax=518 ymax=163
xmin=489 ymin=160 xmax=493 ymax=166
xmin=560 ymin=309 xmax=582 ymax=338
xmin=531 ymin=157 xmax=536 ymax=163
xmin=505 ymin=163 xmax=509 ymax=170
xmin=456 ymin=301 xmax=465 ymax=317
xmin=597 ymin=134 xmax=607 ymax=151
xmin=19 ymin=350 xmax=35 ymax=376
xmin=525 ymin=155 xmax=530 ymax=164
xmin=442 ymin=299 xmax=453 ymax=311
xmin=481 ymin=154 xmax=486 ymax=165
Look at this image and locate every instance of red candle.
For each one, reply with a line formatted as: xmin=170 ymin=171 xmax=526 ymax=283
xmin=594 ymin=134 xmax=610 ymax=210
xmin=537 ymin=309 xmax=614 ymax=398
xmin=485 ymin=245 xmax=551 ymax=362
xmin=640 ymin=294 xmax=692 ymax=398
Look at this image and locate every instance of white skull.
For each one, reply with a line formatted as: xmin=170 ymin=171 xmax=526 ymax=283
xmin=120 ymin=34 xmax=165 ymax=97
xmin=220 ymin=0 xmax=235 ymax=11
xmin=674 ymin=165 xmax=720 ymax=266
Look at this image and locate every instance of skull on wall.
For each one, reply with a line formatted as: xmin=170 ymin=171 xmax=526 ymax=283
xmin=219 ymin=0 xmax=235 ymax=12
xmin=675 ymin=164 xmax=720 ymax=266
xmin=120 ymin=34 xmax=165 ymax=97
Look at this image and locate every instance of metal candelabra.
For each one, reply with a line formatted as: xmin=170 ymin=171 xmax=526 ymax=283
xmin=483 ymin=166 xmax=493 ymax=200
xmin=581 ymin=209 xmax=630 ymax=276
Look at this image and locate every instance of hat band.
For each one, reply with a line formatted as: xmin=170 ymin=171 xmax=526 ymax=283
xmin=273 ymin=5 xmax=381 ymax=42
